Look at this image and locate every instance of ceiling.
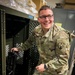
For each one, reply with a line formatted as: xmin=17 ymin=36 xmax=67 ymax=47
xmin=46 ymin=0 xmax=64 ymax=8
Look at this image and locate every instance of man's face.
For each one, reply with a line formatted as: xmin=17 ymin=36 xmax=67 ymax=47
xmin=38 ymin=9 xmax=54 ymax=30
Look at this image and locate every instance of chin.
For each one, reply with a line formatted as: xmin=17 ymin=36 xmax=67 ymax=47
xmin=44 ymin=27 xmax=50 ymax=30
xmin=45 ymin=26 xmax=51 ymax=29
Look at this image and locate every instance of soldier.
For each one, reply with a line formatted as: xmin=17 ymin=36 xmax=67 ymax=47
xmin=11 ymin=5 xmax=73 ymax=75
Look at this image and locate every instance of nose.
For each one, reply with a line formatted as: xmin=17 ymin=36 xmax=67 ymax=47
xmin=45 ymin=17 xmax=49 ymax=20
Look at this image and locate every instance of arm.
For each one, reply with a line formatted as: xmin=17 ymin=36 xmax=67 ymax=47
xmin=45 ymin=32 xmax=71 ymax=74
xmin=19 ymin=33 xmax=35 ymax=51
xmin=11 ymin=32 xmax=35 ymax=51
xmin=36 ymin=37 xmax=70 ymax=73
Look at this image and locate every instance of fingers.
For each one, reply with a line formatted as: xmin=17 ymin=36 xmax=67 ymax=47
xmin=36 ymin=66 xmax=43 ymax=72
xmin=36 ymin=66 xmax=39 ymax=70
xmin=36 ymin=64 xmax=45 ymax=73
xmin=11 ymin=48 xmax=18 ymax=52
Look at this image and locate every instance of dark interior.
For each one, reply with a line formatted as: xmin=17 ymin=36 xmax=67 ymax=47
xmin=6 ymin=14 xmax=29 ymax=39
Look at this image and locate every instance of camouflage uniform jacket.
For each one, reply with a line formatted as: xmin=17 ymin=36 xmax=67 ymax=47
xmin=20 ymin=24 xmax=71 ymax=75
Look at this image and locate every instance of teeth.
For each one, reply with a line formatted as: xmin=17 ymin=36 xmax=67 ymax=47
xmin=45 ymin=22 xmax=49 ymax=24
xmin=44 ymin=22 xmax=48 ymax=24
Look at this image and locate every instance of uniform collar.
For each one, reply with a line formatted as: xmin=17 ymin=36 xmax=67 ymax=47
xmin=35 ymin=23 xmax=54 ymax=38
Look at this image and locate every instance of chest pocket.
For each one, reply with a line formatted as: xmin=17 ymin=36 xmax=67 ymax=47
xmin=48 ymin=40 xmax=56 ymax=51
xmin=44 ymin=40 xmax=56 ymax=58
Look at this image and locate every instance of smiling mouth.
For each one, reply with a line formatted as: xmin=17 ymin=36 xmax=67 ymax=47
xmin=44 ymin=22 xmax=50 ymax=25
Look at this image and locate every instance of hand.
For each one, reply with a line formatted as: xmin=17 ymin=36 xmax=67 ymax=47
xmin=11 ymin=47 xmax=19 ymax=52
xmin=36 ymin=64 xmax=45 ymax=72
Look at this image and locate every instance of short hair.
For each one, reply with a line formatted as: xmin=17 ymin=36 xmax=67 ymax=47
xmin=38 ymin=5 xmax=52 ymax=16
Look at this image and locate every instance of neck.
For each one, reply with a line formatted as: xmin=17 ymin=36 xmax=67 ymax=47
xmin=42 ymin=28 xmax=49 ymax=34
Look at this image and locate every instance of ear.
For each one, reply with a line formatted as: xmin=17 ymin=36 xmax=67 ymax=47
xmin=38 ymin=17 xmax=40 ymax=23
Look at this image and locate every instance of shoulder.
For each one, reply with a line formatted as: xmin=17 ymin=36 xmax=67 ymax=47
xmin=34 ymin=25 xmax=41 ymax=31
xmin=54 ymin=25 xmax=69 ymax=39
xmin=33 ymin=25 xmax=42 ymax=33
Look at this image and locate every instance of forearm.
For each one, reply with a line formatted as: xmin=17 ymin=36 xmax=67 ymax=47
xmin=18 ymin=33 xmax=35 ymax=51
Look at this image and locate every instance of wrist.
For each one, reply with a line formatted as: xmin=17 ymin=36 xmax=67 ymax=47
xmin=44 ymin=64 xmax=48 ymax=70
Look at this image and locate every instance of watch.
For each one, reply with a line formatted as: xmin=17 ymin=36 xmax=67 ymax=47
xmin=44 ymin=64 xmax=48 ymax=70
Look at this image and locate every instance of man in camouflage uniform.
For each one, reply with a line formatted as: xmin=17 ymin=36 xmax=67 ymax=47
xmin=11 ymin=5 xmax=71 ymax=75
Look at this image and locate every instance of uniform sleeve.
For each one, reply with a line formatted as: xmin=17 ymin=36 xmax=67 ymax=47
xmin=45 ymin=31 xmax=71 ymax=74
xmin=18 ymin=32 xmax=35 ymax=51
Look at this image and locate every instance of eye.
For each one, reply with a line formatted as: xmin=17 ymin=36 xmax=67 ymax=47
xmin=39 ymin=16 xmax=45 ymax=18
xmin=39 ymin=15 xmax=53 ymax=19
xmin=47 ymin=15 xmax=53 ymax=18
